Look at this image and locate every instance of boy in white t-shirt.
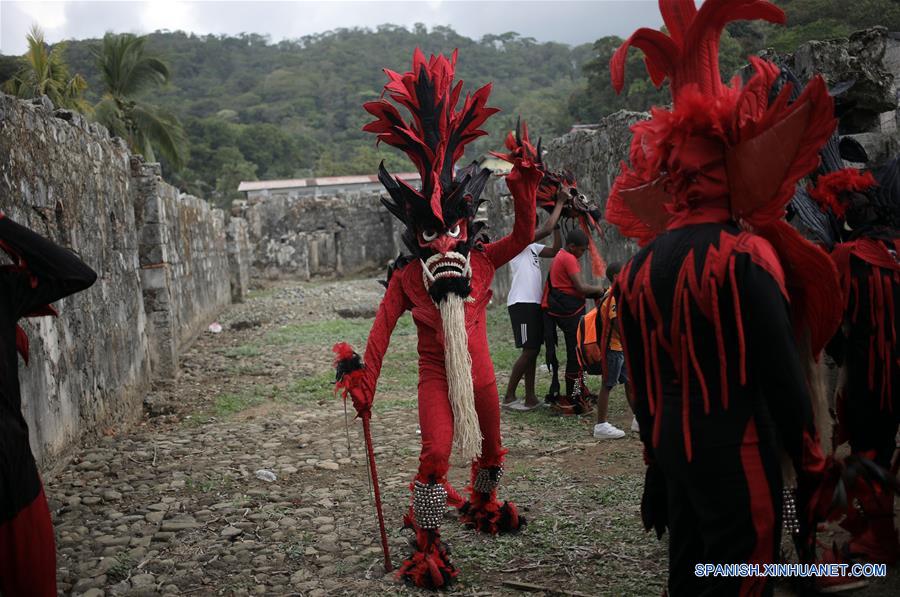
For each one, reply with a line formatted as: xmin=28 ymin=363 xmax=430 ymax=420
xmin=503 ymin=195 xmax=566 ymax=410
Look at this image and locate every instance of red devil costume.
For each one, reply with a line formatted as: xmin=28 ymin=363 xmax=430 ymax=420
xmin=492 ymin=120 xmax=607 ymax=407
xmin=606 ymin=1 xmax=846 ymax=594
xmin=332 ymin=50 xmax=538 ymax=589
xmin=807 ymin=161 xmax=900 ymax=563
xmin=0 ymin=211 xmax=97 ymax=596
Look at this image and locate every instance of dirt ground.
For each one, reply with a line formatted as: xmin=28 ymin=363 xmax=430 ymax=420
xmin=46 ymin=276 xmax=900 ymax=596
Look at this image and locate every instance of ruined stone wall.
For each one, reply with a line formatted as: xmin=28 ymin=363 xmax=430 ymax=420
xmin=227 ymin=217 xmax=252 ymax=303
xmin=0 ymin=94 xmax=151 ymax=470
xmin=236 ymin=193 xmax=399 ymax=280
xmin=788 ymin=27 xmax=899 ymax=163
xmin=132 ymin=161 xmax=234 ymax=378
xmin=0 ymin=93 xmax=251 ymax=468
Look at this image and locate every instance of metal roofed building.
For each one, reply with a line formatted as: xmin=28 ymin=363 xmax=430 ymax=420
xmin=237 ymin=173 xmax=422 ymax=201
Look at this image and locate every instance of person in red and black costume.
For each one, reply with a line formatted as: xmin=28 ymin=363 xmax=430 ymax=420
xmin=0 ymin=210 xmax=97 ymax=596
xmin=807 ymin=161 xmax=900 ymax=564
xmin=606 ymin=1 xmax=846 ymax=594
xmin=332 ymin=50 xmax=539 ymax=589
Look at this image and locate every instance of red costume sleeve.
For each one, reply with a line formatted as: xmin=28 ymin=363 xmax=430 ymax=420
xmin=360 ymin=272 xmax=413 ymax=401
xmin=483 ymin=160 xmax=540 ymax=268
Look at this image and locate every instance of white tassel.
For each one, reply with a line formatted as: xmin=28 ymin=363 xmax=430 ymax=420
xmin=438 ymin=294 xmax=482 ymax=460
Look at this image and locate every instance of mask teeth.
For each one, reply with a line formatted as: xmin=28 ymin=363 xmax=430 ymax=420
xmin=463 ymin=252 xmax=472 ymax=277
xmin=421 ymin=259 xmax=436 ymax=283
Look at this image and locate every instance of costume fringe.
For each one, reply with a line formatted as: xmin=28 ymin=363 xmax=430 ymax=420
xmin=397 ymin=523 xmax=458 ymax=589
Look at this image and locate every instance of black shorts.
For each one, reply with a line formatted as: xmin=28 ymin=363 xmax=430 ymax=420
xmin=508 ymin=303 xmax=543 ymax=349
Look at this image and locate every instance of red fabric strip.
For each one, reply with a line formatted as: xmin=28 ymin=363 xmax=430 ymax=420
xmin=739 ymin=419 xmax=775 ymax=596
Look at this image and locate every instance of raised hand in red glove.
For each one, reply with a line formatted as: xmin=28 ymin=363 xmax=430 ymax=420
xmin=333 ymin=342 xmax=372 ymax=419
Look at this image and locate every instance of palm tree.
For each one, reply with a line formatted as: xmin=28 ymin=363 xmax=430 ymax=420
xmin=93 ymin=33 xmax=186 ymax=169
xmin=3 ymin=26 xmax=90 ymax=113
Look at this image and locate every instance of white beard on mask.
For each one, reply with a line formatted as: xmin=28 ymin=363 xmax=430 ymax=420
xmin=438 ymin=293 xmax=482 ymax=461
xmin=422 ymin=252 xmax=482 ymax=461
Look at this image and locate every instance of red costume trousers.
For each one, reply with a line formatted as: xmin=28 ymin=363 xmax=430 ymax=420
xmin=0 ymin=485 xmax=57 ymax=597
xmin=415 ymin=355 xmax=503 ymax=483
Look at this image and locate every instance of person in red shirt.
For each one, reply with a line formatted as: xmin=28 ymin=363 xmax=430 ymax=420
xmin=542 ymin=229 xmax=605 ymax=413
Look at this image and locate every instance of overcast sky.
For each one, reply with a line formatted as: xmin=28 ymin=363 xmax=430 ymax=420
xmin=1 ymin=0 xmax=665 ymax=55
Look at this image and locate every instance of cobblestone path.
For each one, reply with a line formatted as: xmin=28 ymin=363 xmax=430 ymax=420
xmin=46 ymin=278 xmax=899 ymax=596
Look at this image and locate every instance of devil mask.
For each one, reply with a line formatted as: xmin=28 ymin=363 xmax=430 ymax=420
xmin=364 ymin=50 xmax=497 ymax=302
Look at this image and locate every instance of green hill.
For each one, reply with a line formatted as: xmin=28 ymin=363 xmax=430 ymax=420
xmin=2 ymin=0 xmax=895 ymax=205
xmin=52 ymin=26 xmax=592 ymax=203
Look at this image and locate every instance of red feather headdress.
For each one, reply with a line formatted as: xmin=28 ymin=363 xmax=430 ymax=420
xmin=608 ymin=0 xmax=841 ymax=355
xmin=363 ymin=49 xmax=498 ymax=234
xmin=808 ymin=168 xmax=878 ymax=218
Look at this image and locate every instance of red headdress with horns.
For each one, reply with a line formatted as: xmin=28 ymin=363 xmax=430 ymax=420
xmin=607 ymin=0 xmax=841 ymax=355
xmin=363 ymin=49 xmax=498 ymax=262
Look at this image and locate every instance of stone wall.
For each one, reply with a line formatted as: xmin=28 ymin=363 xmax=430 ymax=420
xmin=543 ymin=111 xmax=649 ymax=268
xmin=0 ymin=93 xmax=252 ymax=469
xmin=787 ymin=27 xmax=899 ymax=163
xmin=227 ymin=217 xmax=252 ymax=303
xmin=235 ymin=193 xmax=399 ymax=279
xmin=132 ymin=160 xmax=234 ymax=378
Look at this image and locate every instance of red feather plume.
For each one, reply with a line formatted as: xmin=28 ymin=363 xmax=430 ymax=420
xmin=363 ymin=49 xmax=499 ymax=224
xmin=808 ymin=168 xmax=878 ymax=218
xmin=607 ymin=0 xmax=841 ymax=356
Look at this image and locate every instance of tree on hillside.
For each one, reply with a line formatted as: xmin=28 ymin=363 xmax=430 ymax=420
xmin=3 ymin=26 xmax=90 ymax=112
xmin=725 ymin=1 xmax=900 ymax=54
xmin=55 ymin=25 xmax=594 ymax=190
xmin=92 ymin=33 xmax=187 ymax=168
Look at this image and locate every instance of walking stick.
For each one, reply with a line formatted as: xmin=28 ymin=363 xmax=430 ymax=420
xmin=332 ymin=343 xmax=392 ymax=573
xmin=361 ymin=411 xmax=393 ymax=572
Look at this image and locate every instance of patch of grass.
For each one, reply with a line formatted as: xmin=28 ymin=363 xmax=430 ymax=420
xmin=373 ymin=396 xmax=417 ymax=413
xmin=107 ymin=553 xmax=136 ymax=583
xmin=213 ymin=386 xmax=271 ymax=416
xmin=284 ymin=371 xmax=335 ymax=404
xmin=245 ymin=288 xmax=277 ymax=301
xmin=265 ymin=311 xmax=416 ymax=349
xmin=221 ymin=344 xmax=262 ymax=358
xmin=225 ymin=363 xmax=268 ymax=377
xmin=265 ymin=317 xmax=374 ymax=347
xmin=186 ymin=471 xmax=235 ymax=494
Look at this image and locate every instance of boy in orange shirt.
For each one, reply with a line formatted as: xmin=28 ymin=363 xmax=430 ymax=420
xmin=593 ymin=262 xmax=637 ymax=438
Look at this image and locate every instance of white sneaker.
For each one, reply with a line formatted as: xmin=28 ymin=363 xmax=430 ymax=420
xmin=631 ymin=417 xmax=640 ymax=432
xmin=593 ymin=422 xmax=626 ymax=439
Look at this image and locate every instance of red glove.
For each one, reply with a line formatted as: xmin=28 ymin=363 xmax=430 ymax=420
xmin=333 ymin=342 xmax=372 ymax=419
xmin=347 ymin=382 xmax=373 ymax=419
xmin=506 ymin=155 xmax=543 ymax=191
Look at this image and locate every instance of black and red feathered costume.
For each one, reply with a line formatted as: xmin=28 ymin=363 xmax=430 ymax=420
xmin=807 ymin=161 xmax=900 ymax=563
xmin=606 ymin=1 xmax=845 ymax=594
xmin=0 ymin=211 xmax=97 ymax=596
xmin=333 ymin=50 xmax=539 ymax=589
